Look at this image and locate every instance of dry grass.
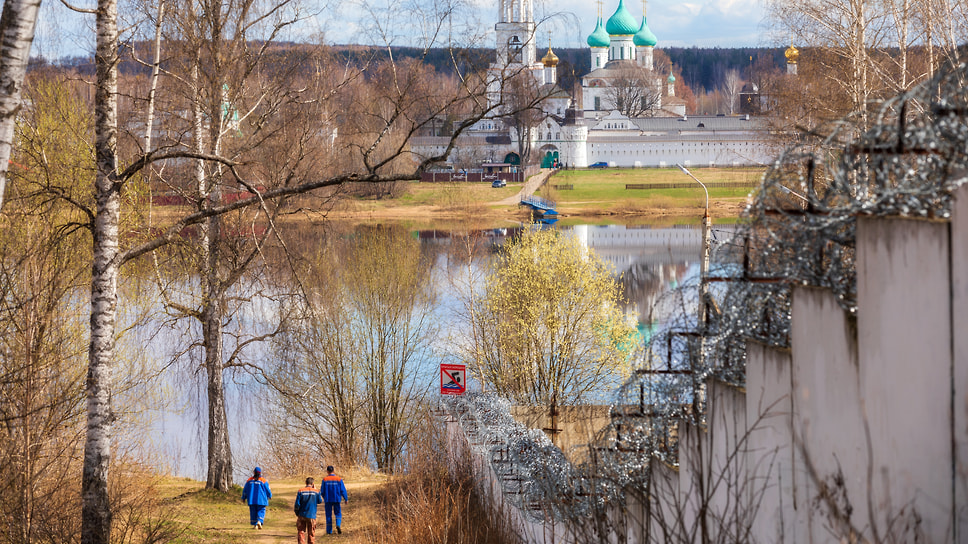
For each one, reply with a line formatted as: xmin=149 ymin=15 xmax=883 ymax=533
xmin=361 ymin=424 xmax=519 ymax=544
xmin=149 ymin=423 xmax=516 ymax=544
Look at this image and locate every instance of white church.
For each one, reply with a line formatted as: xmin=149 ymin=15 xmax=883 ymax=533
xmin=411 ymin=0 xmax=780 ymax=169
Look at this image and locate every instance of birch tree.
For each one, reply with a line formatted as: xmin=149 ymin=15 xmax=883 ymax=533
xmin=721 ymin=69 xmax=742 ymax=115
xmin=0 ymin=0 xmax=42 ymax=210
xmin=135 ymin=0 xmax=306 ymax=492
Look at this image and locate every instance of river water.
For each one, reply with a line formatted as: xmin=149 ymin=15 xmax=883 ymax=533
xmin=143 ymin=222 xmax=707 ymax=480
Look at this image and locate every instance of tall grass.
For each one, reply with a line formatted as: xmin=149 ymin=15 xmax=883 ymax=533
xmin=363 ymin=415 xmax=520 ymax=544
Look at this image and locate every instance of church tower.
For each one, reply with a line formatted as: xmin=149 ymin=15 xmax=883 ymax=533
xmin=633 ymin=0 xmax=657 ymax=69
xmin=785 ymin=42 xmax=799 ymax=75
xmin=495 ymin=0 xmax=537 ymax=67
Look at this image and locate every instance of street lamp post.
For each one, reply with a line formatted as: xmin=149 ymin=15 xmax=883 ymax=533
xmin=677 ymin=164 xmax=710 ymax=283
xmin=677 ymin=163 xmax=711 ymax=412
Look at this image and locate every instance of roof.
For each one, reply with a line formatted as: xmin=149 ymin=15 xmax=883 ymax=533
xmin=605 ymin=0 xmax=639 ymax=35
xmin=583 ymin=60 xmax=646 ymax=80
xmin=633 ymin=18 xmax=657 ymax=47
xmin=587 ymin=18 xmax=610 ymax=47
xmin=629 ymin=115 xmax=769 ymax=132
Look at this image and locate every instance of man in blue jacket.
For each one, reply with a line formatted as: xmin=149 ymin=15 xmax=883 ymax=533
xmin=241 ymin=467 xmax=272 ymax=529
xmin=321 ymin=466 xmax=348 ymax=535
xmin=294 ymin=477 xmax=323 ymax=544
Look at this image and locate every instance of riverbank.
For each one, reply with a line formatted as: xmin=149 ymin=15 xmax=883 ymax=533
xmin=314 ymin=167 xmax=760 ymax=228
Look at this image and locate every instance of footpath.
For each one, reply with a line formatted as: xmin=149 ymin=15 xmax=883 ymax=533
xmin=252 ymin=477 xmax=382 ymax=543
xmin=495 ymin=168 xmax=553 ymax=206
xmin=164 ymin=473 xmax=386 ymax=543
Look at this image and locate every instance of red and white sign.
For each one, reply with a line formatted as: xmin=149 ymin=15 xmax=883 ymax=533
xmin=440 ymin=364 xmax=466 ymax=395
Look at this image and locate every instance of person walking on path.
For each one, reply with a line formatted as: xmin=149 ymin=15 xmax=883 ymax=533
xmin=241 ymin=467 xmax=272 ymax=529
xmin=294 ymin=477 xmax=323 ymax=544
xmin=321 ymin=466 xmax=348 ymax=535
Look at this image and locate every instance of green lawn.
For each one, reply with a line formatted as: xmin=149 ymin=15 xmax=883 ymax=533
xmin=537 ymin=166 xmax=763 ymax=218
xmin=324 ymin=166 xmax=765 ymax=225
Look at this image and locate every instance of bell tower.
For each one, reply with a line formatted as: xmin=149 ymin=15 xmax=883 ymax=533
xmin=495 ymin=0 xmax=536 ymax=67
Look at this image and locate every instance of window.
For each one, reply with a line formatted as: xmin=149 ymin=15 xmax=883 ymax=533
xmin=594 ymin=96 xmax=601 ymax=111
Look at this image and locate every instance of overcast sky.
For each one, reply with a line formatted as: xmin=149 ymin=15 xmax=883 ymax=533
xmin=32 ymin=0 xmax=773 ymax=61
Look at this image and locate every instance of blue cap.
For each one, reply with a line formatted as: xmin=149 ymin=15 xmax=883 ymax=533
xmin=254 ymin=466 xmax=262 ymax=473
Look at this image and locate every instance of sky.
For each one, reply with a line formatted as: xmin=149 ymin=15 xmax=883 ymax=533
xmin=32 ymin=0 xmax=772 ymax=61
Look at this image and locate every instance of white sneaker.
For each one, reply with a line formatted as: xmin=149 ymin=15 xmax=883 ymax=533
xmin=256 ymin=522 xmax=262 ymax=529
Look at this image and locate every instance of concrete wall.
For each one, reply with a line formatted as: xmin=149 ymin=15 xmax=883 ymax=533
xmin=954 ymin=182 xmax=968 ymax=541
xmin=649 ymin=193 xmax=968 ymax=543
xmin=509 ymin=405 xmax=611 ymax=463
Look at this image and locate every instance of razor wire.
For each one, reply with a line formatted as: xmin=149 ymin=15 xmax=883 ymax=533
xmin=440 ymin=55 xmax=968 ymax=528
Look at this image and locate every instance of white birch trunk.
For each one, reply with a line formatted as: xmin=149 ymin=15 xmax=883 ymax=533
xmin=0 ymin=0 xmax=41 ymax=210
xmin=83 ymin=0 xmax=120 ymax=541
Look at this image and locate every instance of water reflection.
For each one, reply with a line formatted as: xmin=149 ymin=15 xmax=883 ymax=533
xmin=148 ymin=222 xmax=708 ymax=480
xmin=419 ymin=224 xmax=705 ymax=328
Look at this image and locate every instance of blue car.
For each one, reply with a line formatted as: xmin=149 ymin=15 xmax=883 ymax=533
xmin=491 ymin=179 xmax=507 ymax=188
xmin=589 ymin=162 xmax=609 ymax=169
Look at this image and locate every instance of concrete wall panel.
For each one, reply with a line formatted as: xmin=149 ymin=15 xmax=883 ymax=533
xmin=648 ymin=458 xmax=681 ymax=543
xmin=745 ymin=342 xmax=798 ymax=543
xmin=706 ymin=380 xmax=750 ymax=542
xmin=952 ymin=182 xmax=968 ymax=541
xmin=790 ymin=286 xmax=866 ymax=541
xmin=857 ymin=216 xmax=953 ymax=543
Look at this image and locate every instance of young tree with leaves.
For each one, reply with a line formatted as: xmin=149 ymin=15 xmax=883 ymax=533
xmin=467 ymin=228 xmax=637 ymax=406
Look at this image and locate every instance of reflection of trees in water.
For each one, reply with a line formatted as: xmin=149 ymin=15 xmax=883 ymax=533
xmin=619 ymin=262 xmax=691 ymax=325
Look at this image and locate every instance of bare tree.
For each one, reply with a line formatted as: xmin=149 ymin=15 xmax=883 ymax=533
xmin=603 ymin=63 xmax=661 ymax=118
xmin=268 ymin=226 xmax=437 ymax=473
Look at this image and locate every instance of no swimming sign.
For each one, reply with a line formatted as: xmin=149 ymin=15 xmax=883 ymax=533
xmin=440 ymin=364 xmax=466 ymax=395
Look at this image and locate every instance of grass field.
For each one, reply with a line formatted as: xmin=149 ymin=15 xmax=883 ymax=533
xmin=350 ymin=166 xmax=761 ymax=209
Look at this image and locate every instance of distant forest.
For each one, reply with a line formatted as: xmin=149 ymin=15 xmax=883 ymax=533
xmin=45 ymin=43 xmax=788 ymax=93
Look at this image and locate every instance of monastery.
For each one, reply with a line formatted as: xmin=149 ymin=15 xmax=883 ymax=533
xmin=412 ymin=0 xmax=792 ymax=169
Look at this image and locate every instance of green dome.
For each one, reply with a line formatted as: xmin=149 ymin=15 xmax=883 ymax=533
xmin=605 ymin=0 xmax=639 ymax=35
xmin=586 ymin=17 xmax=610 ymax=47
xmin=633 ymin=18 xmax=657 ymax=47
xmin=667 ymin=73 xmax=676 ymax=83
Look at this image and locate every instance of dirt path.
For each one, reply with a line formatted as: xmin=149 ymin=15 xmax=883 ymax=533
xmin=208 ymin=473 xmax=387 ymax=543
xmin=495 ymin=168 xmax=553 ymax=205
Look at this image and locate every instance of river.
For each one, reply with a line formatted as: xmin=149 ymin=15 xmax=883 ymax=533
xmin=141 ymin=222 xmax=710 ymax=480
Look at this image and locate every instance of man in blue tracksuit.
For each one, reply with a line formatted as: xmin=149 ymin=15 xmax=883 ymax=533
xmin=321 ymin=466 xmax=348 ymax=534
xmin=241 ymin=467 xmax=272 ymax=529
xmin=294 ymin=477 xmax=323 ymax=544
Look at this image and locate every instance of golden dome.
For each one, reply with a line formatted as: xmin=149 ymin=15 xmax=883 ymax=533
xmin=542 ymin=47 xmax=559 ymax=67
xmin=785 ymin=44 xmax=799 ymax=64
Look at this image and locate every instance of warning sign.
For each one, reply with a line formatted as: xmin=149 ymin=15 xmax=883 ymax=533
xmin=440 ymin=364 xmax=466 ymax=395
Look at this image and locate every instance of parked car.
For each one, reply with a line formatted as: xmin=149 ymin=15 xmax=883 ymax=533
xmin=589 ymin=161 xmax=609 ymax=169
xmin=491 ymin=179 xmax=507 ymax=188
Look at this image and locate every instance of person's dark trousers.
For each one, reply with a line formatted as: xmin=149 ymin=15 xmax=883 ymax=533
xmin=324 ymin=502 xmax=342 ymax=534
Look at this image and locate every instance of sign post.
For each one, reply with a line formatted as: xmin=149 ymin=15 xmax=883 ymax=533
xmin=440 ymin=364 xmax=466 ymax=395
